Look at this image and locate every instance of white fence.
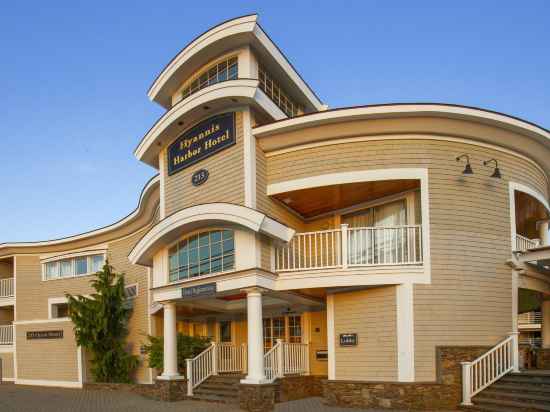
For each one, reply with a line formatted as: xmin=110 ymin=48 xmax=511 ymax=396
xmin=0 ymin=325 xmax=13 ymax=345
xmin=186 ymin=343 xmax=215 ymax=396
xmin=276 ymin=225 xmax=423 ymax=271
xmin=217 ymin=342 xmax=247 ymax=374
xmin=264 ymin=340 xmax=309 ymax=383
xmin=0 ymin=278 xmax=13 ymax=298
xmin=515 ymin=234 xmax=540 ymax=251
xmin=461 ymin=333 xmax=519 ymax=405
xmin=518 ymin=311 xmax=542 ymax=325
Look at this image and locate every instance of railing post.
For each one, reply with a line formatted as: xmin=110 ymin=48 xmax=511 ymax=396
xmin=186 ymin=359 xmax=193 ymax=396
xmin=242 ymin=343 xmax=248 ymax=373
xmin=461 ymin=362 xmax=472 ymax=406
xmin=510 ymin=331 xmax=520 ymax=372
xmin=341 ymin=224 xmax=349 ymax=269
xmin=305 ymin=342 xmax=310 ymax=375
xmin=276 ymin=339 xmax=284 ymax=378
xmin=212 ymin=343 xmax=218 ymax=375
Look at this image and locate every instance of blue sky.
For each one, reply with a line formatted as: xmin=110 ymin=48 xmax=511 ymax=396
xmin=1 ymin=1 xmax=549 ymax=242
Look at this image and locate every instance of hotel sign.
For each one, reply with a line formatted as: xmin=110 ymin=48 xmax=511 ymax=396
xmin=182 ymin=283 xmax=217 ymax=299
xmin=26 ymin=330 xmax=64 ymax=340
xmin=168 ymin=112 xmax=236 ymax=175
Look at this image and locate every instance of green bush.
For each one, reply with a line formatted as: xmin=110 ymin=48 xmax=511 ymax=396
xmin=142 ymin=333 xmax=211 ymax=373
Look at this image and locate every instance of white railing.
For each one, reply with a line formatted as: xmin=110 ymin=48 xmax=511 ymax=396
xmin=264 ymin=340 xmax=309 ymax=383
xmin=186 ymin=343 xmax=215 ymax=396
xmin=0 ymin=278 xmax=14 ymax=298
xmin=217 ymin=342 xmax=247 ymax=374
xmin=519 ymin=336 xmax=542 ymax=346
xmin=515 ymin=234 xmax=540 ymax=251
xmin=264 ymin=340 xmax=283 ymax=382
xmin=518 ymin=311 xmax=542 ymax=325
xmin=461 ymin=332 xmax=519 ymax=406
xmin=275 ymin=224 xmax=423 ymax=271
xmin=0 ymin=325 xmax=13 ymax=345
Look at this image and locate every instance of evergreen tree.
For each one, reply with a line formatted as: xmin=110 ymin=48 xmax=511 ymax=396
xmin=66 ymin=261 xmax=138 ymax=383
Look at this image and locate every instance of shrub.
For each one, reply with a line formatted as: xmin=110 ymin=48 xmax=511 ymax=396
xmin=142 ymin=333 xmax=211 ymax=373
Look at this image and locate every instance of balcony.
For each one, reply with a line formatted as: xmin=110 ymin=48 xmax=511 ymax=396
xmin=275 ymin=224 xmax=422 ymax=272
xmin=518 ymin=311 xmax=542 ymax=326
xmin=0 ymin=278 xmax=13 ymax=299
xmin=0 ymin=325 xmax=13 ymax=345
xmin=515 ymin=234 xmax=541 ymax=252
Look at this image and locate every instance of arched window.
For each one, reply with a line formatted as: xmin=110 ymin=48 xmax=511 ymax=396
xmin=169 ymin=229 xmax=235 ymax=282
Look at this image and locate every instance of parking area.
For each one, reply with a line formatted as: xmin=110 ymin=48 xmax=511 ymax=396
xmin=0 ymin=384 xmax=400 ymax=412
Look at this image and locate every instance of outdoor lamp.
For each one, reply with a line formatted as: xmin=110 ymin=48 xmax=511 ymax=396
xmin=483 ymin=158 xmax=502 ymax=179
xmin=456 ymin=154 xmax=474 ymax=175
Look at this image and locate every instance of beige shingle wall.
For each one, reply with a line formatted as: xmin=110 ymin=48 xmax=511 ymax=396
xmin=0 ymin=352 xmax=14 ymax=379
xmin=333 ymin=287 xmax=398 ymax=381
xmin=163 ymin=111 xmax=245 ymax=216
xmin=266 ymin=137 xmax=547 ymax=381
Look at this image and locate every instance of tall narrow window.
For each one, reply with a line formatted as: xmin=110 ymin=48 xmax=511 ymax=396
xmin=219 ymin=321 xmax=232 ymax=343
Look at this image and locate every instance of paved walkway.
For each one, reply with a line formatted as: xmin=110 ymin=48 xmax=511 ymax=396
xmin=0 ymin=384 xmax=397 ymax=412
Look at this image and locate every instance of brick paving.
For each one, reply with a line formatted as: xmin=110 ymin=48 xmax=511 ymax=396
xmin=0 ymin=384 xmax=457 ymax=411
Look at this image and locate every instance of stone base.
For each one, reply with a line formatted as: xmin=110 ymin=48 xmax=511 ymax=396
xmin=323 ymin=346 xmax=490 ymax=410
xmin=537 ymin=348 xmax=550 ymax=369
xmin=239 ymin=383 xmax=277 ymax=412
xmin=84 ymin=378 xmax=187 ymax=402
xmin=278 ymin=375 xmax=325 ymax=402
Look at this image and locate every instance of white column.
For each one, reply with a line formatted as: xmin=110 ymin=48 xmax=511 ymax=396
xmin=396 ymin=283 xmax=415 ymax=382
xmin=538 ymin=220 xmax=550 ymax=246
xmin=159 ymin=301 xmax=182 ymax=380
xmin=542 ymin=298 xmax=550 ymax=349
xmin=326 ymin=293 xmax=336 ymax=380
xmin=241 ymin=288 xmax=267 ymax=384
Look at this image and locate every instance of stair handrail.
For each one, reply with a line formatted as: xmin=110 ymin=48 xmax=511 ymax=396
xmin=186 ymin=342 xmax=217 ymax=397
xmin=264 ymin=339 xmax=283 ymax=383
xmin=461 ymin=332 xmax=519 ymax=406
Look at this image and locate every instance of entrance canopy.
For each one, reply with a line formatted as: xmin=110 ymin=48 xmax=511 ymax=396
xmin=129 ymin=202 xmax=294 ymax=266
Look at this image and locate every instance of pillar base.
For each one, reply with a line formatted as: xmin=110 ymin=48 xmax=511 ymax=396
xmin=157 ymin=374 xmax=185 ymax=381
xmin=240 ymin=377 xmax=271 ymax=385
xmin=154 ymin=377 xmax=187 ymax=401
xmin=239 ymin=383 xmax=277 ymax=412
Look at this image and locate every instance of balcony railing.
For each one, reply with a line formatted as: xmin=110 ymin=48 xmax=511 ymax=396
xmin=515 ymin=234 xmax=540 ymax=252
xmin=518 ymin=311 xmax=542 ymax=325
xmin=0 ymin=325 xmax=13 ymax=345
xmin=0 ymin=278 xmax=14 ymax=298
xmin=275 ymin=224 xmax=423 ymax=272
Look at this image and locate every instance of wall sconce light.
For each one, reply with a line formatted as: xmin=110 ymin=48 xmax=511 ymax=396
xmin=456 ymin=154 xmax=474 ymax=175
xmin=483 ymin=158 xmax=502 ymax=179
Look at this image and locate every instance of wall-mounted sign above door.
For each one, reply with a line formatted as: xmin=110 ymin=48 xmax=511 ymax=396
xmin=168 ymin=112 xmax=236 ymax=175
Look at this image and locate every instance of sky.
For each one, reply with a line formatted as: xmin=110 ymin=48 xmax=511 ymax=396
xmin=0 ymin=1 xmax=549 ymax=242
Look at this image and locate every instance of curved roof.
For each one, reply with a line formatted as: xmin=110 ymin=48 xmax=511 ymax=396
xmin=129 ymin=202 xmax=295 ymax=266
xmin=147 ymin=14 xmax=322 ymax=111
xmin=0 ymin=175 xmax=160 ymax=256
xmin=253 ymin=103 xmax=550 ymax=189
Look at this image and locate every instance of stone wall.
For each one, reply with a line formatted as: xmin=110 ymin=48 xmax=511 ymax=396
xmin=537 ymin=348 xmax=550 ymax=369
xmin=84 ymin=378 xmax=187 ymax=402
xmin=278 ymin=375 xmax=325 ymax=402
xmin=323 ymin=346 xmax=489 ymax=410
xmin=239 ymin=383 xmax=278 ymax=412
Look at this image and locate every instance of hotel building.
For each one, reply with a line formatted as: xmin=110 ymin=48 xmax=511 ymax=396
xmin=1 ymin=14 xmax=550 ymax=411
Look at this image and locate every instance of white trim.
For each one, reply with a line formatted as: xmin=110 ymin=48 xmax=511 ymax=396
xmin=40 ymin=246 xmax=108 ymax=262
xmin=0 ymin=346 xmax=14 ymax=353
xmin=129 ymin=203 xmax=294 ymax=266
xmin=13 ymin=255 xmax=17 ymax=381
xmin=0 ymin=176 xmax=159 ymax=250
xmin=158 ymin=149 xmax=166 ymax=219
xmin=326 ymin=294 xmax=335 ymax=380
xmin=1 ymin=377 xmax=15 ymax=382
xmin=509 ymin=181 xmax=550 ymax=213
xmin=396 ymin=283 xmax=415 ymax=382
xmin=512 ymin=270 xmax=519 ymax=333
xmin=77 ymin=346 xmax=83 ymax=386
xmin=243 ymin=108 xmax=257 ymax=208
xmin=14 ymin=318 xmax=72 ymax=326
xmin=147 ymin=267 xmax=154 ymax=384
xmin=15 ymin=379 xmax=82 ymax=388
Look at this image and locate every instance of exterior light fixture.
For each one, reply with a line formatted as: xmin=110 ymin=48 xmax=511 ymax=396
xmin=456 ymin=154 xmax=474 ymax=175
xmin=483 ymin=158 xmax=502 ymax=179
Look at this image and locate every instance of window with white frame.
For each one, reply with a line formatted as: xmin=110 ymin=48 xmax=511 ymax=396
xmin=168 ymin=229 xmax=235 ymax=282
xmin=43 ymin=254 xmax=105 ymax=280
xmin=124 ymin=284 xmax=138 ymax=300
xmin=258 ymin=65 xmax=303 ymax=117
xmin=180 ymin=56 xmax=238 ymax=101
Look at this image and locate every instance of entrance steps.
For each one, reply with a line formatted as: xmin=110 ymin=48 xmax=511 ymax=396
xmin=191 ymin=374 xmax=243 ymax=404
xmin=471 ymin=371 xmax=550 ymax=411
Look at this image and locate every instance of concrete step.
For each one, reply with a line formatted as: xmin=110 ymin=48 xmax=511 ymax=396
xmin=194 ymin=387 xmax=239 ymax=397
xmin=481 ymin=389 xmax=550 ymax=404
xmin=474 ymin=396 xmax=550 ymax=412
xmin=490 ymin=382 xmax=550 ymax=395
xmin=198 ymin=382 xmax=240 ymax=391
xmin=190 ymin=393 xmax=239 ymax=404
xmin=501 ymin=373 xmax=550 ymax=385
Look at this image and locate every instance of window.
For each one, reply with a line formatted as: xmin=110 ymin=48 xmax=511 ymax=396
xmin=50 ymin=302 xmax=69 ymax=319
xmin=219 ymin=321 xmax=232 ymax=343
xmin=181 ymin=56 xmax=238 ymax=100
xmin=44 ymin=254 xmax=105 ymax=280
xmin=258 ymin=65 xmax=303 ymax=117
xmin=169 ymin=230 xmax=235 ymax=282
xmin=288 ymin=315 xmax=302 ymax=343
xmin=124 ymin=284 xmax=138 ymax=300
xmin=263 ymin=316 xmax=286 ymax=351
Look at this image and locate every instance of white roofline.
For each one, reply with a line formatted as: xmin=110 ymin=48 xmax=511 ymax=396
xmin=0 ymin=175 xmax=160 ymax=249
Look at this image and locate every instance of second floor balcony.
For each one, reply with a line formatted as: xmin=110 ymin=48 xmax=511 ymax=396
xmin=0 ymin=324 xmax=13 ymax=345
xmin=276 ymin=224 xmax=422 ymax=272
xmin=0 ymin=277 xmax=14 ymax=299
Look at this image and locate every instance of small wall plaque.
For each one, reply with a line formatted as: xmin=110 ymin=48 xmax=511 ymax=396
xmin=191 ymin=169 xmax=209 ymax=186
xmin=182 ymin=282 xmax=217 ymax=299
xmin=339 ymin=333 xmax=358 ymax=346
xmin=316 ymin=350 xmax=328 ymax=360
xmin=26 ymin=330 xmax=63 ymax=340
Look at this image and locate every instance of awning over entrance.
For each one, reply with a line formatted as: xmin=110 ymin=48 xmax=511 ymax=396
xmin=129 ymin=203 xmax=295 ymax=266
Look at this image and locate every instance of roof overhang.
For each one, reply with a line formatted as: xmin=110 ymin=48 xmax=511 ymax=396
xmin=147 ymin=14 xmax=322 ymax=111
xmin=135 ymin=79 xmax=285 ymax=168
xmin=128 ymin=202 xmax=295 ymax=267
